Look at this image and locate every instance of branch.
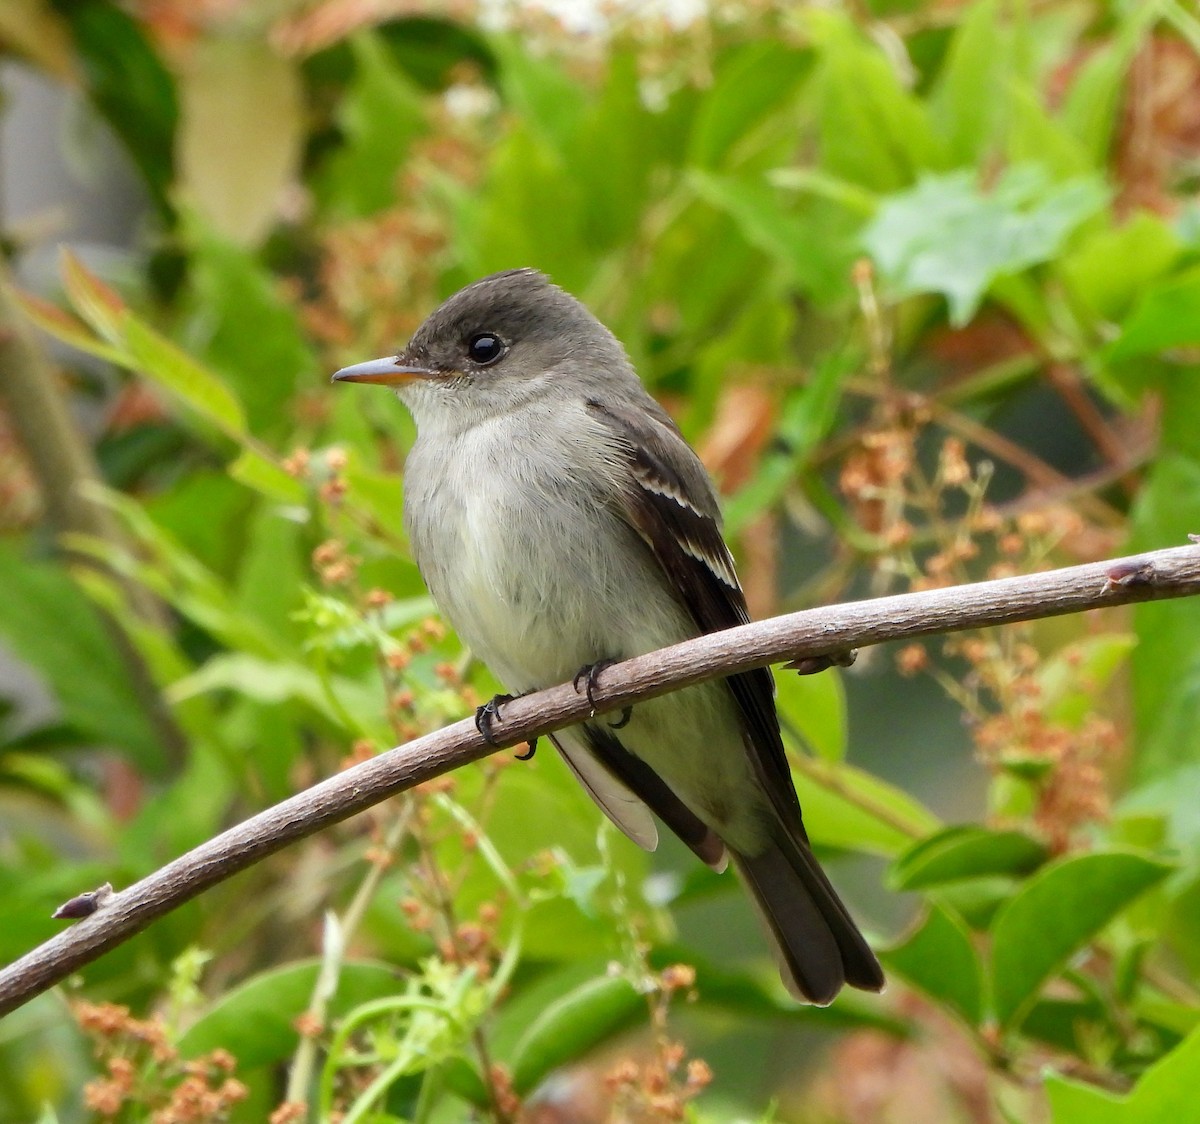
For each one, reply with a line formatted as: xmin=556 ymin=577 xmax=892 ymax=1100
xmin=2 ymin=542 xmax=1199 ymax=1016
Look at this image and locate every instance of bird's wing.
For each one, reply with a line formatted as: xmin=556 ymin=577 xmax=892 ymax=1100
xmin=585 ymin=397 xmax=804 ymax=833
xmin=551 ymin=724 xmax=728 ymax=870
xmin=548 ymin=727 xmax=658 ymax=850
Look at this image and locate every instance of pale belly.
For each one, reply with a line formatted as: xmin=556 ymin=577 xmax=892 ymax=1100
xmin=403 ymin=418 xmax=769 ymax=847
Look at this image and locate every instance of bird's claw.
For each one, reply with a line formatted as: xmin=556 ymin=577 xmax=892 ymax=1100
xmin=573 ymin=659 xmax=632 ymax=728
xmin=515 ymin=738 xmax=537 ymax=760
xmin=609 ymin=706 xmax=633 ymax=729
xmin=474 ymin=693 xmax=515 ymax=747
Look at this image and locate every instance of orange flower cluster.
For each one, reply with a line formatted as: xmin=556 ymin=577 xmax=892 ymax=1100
xmin=75 ymin=1002 xmax=247 ymax=1123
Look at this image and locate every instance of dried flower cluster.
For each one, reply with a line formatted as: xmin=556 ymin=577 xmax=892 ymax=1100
xmin=602 ymin=963 xmax=711 ymax=1121
xmin=75 ymin=1001 xmax=247 ymax=1123
xmin=840 ymin=415 xmax=1120 ymax=848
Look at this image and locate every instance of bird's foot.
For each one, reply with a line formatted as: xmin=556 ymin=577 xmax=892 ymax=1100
xmin=474 ymin=693 xmax=515 ymax=747
xmin=786 ymin=649 xmax=858 ymax=675
xmin=475 ymin=693 xmax=538 ymax=759
xmin=572 ymin=659 xmax=632 ymax=728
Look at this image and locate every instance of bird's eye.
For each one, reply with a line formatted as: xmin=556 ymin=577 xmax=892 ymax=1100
xmin=467 ymin=333 xmax=504 ymax=365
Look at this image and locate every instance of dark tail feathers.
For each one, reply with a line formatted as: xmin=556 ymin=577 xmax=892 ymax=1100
xmin=732 ymin=832 xmax=884 ymax=1005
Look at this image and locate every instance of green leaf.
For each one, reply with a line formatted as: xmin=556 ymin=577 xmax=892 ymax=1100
xmin=63 ymin=0 xmax=177 ymax=216
xmin=491 ymin=33 xmax=587 ymax=152
xmin=687 ymin=40 xmax=811 ymax=168
xmin=1129 ymin=455 xmax=1200 ymax=780
xmin=1046 ymin=1023 xmax=1200 ymax=1124
xmin=122 ymin=316 xmax=248 ymax=438
xmin=864 ymin=165 xmax=1109 ymax=325
xmin=928 ymin=0 xmax=1010 ymax=165
xmin=312 ymin=32 xmax=427 ymax=218
xmin=343 ymin=457 xmax=406 ymax=536
xmin=11 ymin=290 xmax=128 ymax=366
xmin=687 ymin=170 xmax=852 ymax=301
xmin=168 ymin=653 xmax=370 ymax=734
xmin=807 ymin=10 xmax=943 ymax=192
xmin=461 ymin=124 xmax=586 ymax=288
xmin=508 ymin=973 xmax=642 ymax=1094
xmin=59 ymin=251 xmax=250 ymax=440
xmin=60 ymin=247 xmax=128 ymax=345
xmin=1060 ymin=211 xmax=1180 ymax=322
xmin=1108 ymin=267 xmax=1200 ymax=361
xmin=1046 ymin=1075 xmax=1132 ymax=1124
xmin=883 ymin=902 xmax=983 ymax=1025
xmin=776 ymin=667 xmax=847 ymax=762
xmin=376 ymin=16 xmax=495 ymax=91
xmin=792 ymin=757 xmax=940 ymax=858
xmin=990 ymin=851 xmax=1174 ymax=1028
xmin=228 ymin=448 xmax=307 ymax=504
xmin=1059 ymin=0 xmax=1161 ymax=168
xmin=1022 ymin=996 xmax=1112 ymax=1057
xmin=178 ymin=960 xmax=401 ymax=1066
xmin=890 ymin=826 xmax=1047 ymax=891
xmin=234 ymin=503 xmax=307 ymax=644
xmin=1005 ymin=81 xmax=1093 ymax=180
xmin=567 ymin=49 xmax=661 ymax=252
xmin=181 ymin=222 xmax=319 ymax=430
xmin=0 ymin=547 xmax=162 ymax=770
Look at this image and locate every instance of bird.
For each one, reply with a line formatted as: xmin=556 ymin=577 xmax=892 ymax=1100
xmin=332 ymin=268 xmax=883 ymax=1004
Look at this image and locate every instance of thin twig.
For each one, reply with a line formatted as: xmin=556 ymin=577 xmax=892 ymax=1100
xmin=2 ymin=542 xmax=1200 ymax=1016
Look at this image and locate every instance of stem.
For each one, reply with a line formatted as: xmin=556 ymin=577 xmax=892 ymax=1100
xmin=285 ymin=808 xmax=414 ymax=1113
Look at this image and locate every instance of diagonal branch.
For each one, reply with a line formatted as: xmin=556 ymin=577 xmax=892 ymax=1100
xmin=2 ymin=542 xmax=1200 ymax=1016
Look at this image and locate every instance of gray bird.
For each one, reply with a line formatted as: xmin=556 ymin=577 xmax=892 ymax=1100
xmin=333 ymin=268 xmax=883 ymax=1004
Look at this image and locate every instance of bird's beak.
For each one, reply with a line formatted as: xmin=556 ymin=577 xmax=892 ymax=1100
xmin=331 ymin=356 xmax=440 ymax=385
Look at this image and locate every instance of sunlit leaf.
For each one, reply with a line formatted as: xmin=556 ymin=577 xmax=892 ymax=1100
xmin=177 ymin=36 xmax=303 ymax=245
xmin=12 ymin=290 xmax=126 ymax=366
xmin=990 ymin=851 xmax=1174 ymax=1028
xmin=1108 ymin=268 xmax=1200 ymax=361
xmin=864 ymin=166 xmax=1108 ymax=325
xmin=178 ymin=960 xmax=401 ymax=1065
xmin=776 ymin=667 xmax=847 ymax=762
xmin=228 ymin=448 xmax=307 ymax=504
xmin=890 ymin=826 xmax=1047 ymax=891
xmin=1046 ymin=1023 xmax=1200 ymax=1124
xmin=509 ymin=972 xmax=642 ymax=1094
xmin=883 ymin=902 xmax=983 ymax=1025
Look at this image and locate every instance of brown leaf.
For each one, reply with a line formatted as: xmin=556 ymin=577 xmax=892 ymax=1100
xmin=697 ymin=381 xmax=776 ymax=493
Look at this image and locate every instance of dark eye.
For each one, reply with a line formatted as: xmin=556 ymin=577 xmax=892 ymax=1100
xmin=467 ymin=333 xmax=504 ymax=365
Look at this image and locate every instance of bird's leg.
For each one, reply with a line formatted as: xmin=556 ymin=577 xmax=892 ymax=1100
xmin=474 ymin=693 xmax=537 ymax=759
xmin=572 ymin=658 xmax=633 ymax=728
xmin=786 ymin=649 xmax=858 ymax=675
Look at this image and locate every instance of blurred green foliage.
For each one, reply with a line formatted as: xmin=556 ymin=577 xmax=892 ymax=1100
xmin=2 ymin=0 xmax=1200 ymax=1121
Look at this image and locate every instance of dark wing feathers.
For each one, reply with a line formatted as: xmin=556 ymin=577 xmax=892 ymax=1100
xmin=578 ymin=723 xmax=727 ymax=869
xmin=584 ymin=396 xmax=885 ymax=1002
xmin=586 ymin=398 xmax=803 ymax=830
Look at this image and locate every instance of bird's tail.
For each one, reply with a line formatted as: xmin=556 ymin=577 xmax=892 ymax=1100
xmin=732 ymin=829 xmax=884 ymax=1006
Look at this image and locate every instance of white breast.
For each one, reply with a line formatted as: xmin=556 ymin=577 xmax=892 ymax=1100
xmin=402 ymin=399 xmax=692 ymax=692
